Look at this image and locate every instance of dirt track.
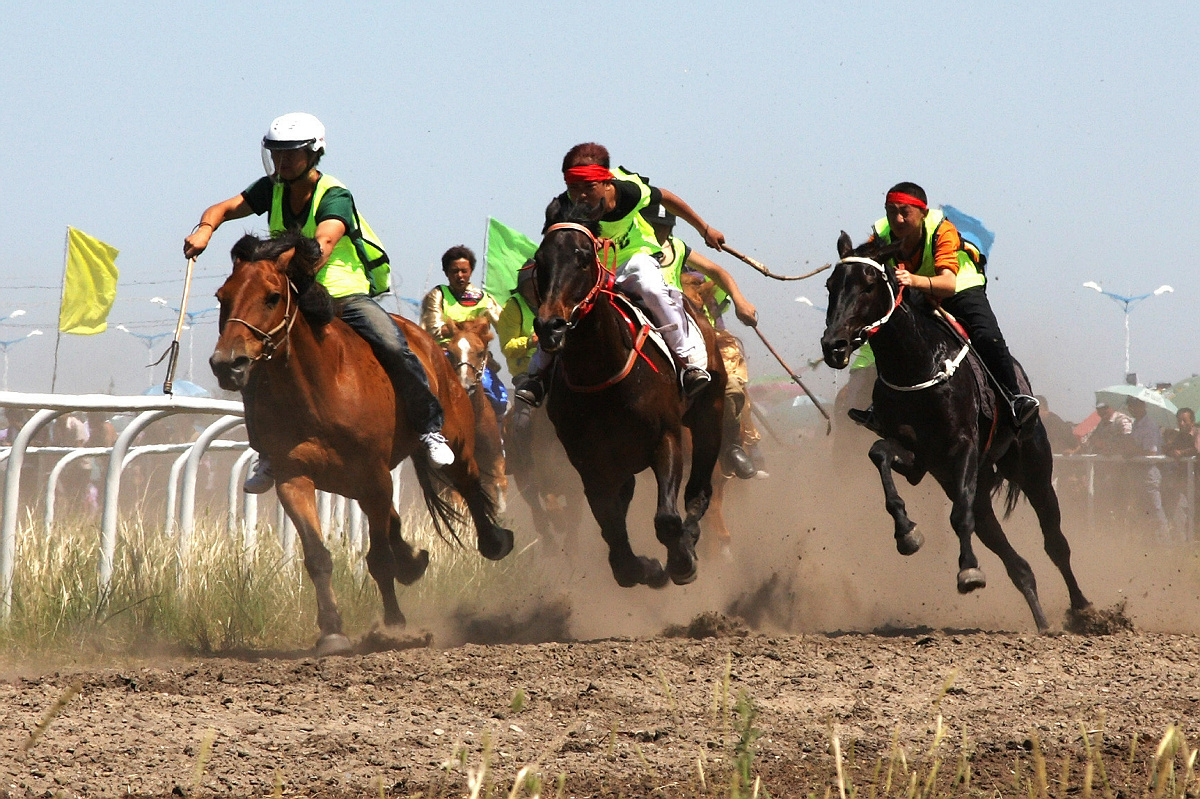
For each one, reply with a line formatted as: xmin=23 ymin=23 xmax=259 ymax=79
xmin=4 ymin=440 xmax=1200 ymax=797
xmin=2 ymin=627 xmax=1198 ymax=798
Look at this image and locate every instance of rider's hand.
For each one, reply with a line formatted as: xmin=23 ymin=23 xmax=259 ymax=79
xmin=735 ymin=300 xmax=758 ymax=327
xmin=184 ymin=226 xmax=213 ymax=259
xmin=702 ymin=225 xmax=726 ymax=250
xmin=894 ymin=266 xmax=915 ymax=287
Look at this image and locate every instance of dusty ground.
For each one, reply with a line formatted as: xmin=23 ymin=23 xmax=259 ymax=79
xmin=3 ymin=434 xmax=1200 ymax=798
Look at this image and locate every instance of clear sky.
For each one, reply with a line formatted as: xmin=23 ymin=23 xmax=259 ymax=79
xmin=1 ymin=1 xmax=1196 ymax=419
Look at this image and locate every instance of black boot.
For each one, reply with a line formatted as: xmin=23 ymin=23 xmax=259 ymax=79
xmin=681 ymin=366 xmax=712 ymax=399
xmin=1011 ymin=394 xmax=1040 ymax=429
xmin=513 ymin=373 xmax=546 ymax=408
xmin=722 ymin=444 xmax=758 ymax=480
xmin=847 ymin=405 xmax=886 ymax=436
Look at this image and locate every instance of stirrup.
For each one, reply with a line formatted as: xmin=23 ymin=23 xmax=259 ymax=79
xmin=1011 ymin=394 xmax=1040 ymax=429
xmin=681 ymin=366 xmax=711 ymax=399
xmin=514 ymin=374 xmax=546 ymax=408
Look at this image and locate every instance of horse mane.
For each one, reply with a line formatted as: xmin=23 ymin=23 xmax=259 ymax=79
xmin=542 ymin=195 xmax=600 ymax=236
xmin=230 ymin=232 xmax=335 ymax=327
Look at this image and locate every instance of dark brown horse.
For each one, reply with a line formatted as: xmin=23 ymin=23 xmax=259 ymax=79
xmin=443 ymin=317 xmax=507 ymax=512
xmin=532 ymin=222 xmax=725 ymax=587
xmin=210 ymin=233 xmax=514 ymax=654
xmin=820 ymin=233 xmax=1090 ymax=632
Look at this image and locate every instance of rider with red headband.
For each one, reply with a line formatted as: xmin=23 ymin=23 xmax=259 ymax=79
xmin=850 ymin=181 xmax=1039 ymax=430
xmin=513 ymin=142 xmax=726 ymax=406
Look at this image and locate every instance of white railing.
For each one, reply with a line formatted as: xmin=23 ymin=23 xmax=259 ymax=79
xmin=0 ymin=391 xmax=394 ymax=622
xmin=1053 ymin=453 xmax=1195 ymax=536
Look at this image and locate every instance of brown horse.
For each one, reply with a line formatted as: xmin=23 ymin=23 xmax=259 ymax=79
xmin=442 ymin=317 xmax=507 ymax=512
xmin=210 ymin=233 xmax=514 ymax=654
xmin=532 ymin=222 xmax=725 ymax=587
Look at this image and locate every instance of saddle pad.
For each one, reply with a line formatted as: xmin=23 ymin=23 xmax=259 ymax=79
xmin=932 ymin=309 xmax=998 ymax=420
xmin=608 ymin=292 xmax=676 ymax=377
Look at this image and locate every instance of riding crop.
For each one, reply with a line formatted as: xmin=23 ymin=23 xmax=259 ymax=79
xmin=751 ymin=326 xmax=832 ymax=434
xmin=721 ymin=244 xmax=832 ymax=282
xmin=161 ymin=256 xmax=196 ymax=395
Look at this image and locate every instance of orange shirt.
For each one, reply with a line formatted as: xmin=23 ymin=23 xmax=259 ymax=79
xmin=870 ymin=218 xmax=963 ymax=275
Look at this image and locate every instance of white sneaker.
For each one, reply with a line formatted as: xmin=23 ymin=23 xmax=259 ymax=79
xmin=243 ymin=454 xmax=274 ymax=494
xmin=420 ymin=432 xmax=455 ymax=468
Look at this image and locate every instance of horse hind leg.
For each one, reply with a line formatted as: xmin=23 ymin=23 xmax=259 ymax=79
xmin=388 ymin=507 xmax=429 ymax=586
xmin=868 ymin=439 xmax=925 ymax=555
xmin=275 ymin=476 xmax=352 ymax=655
xmin=682 ymin=401 xmax=723 ymax=549
xmin=972 ymin=490 xmax=1050 ymax=632
xmin=589 ymin=476 xmax=668 ymax=589
xmin=422 ymin=455 xmax=514 ymax=561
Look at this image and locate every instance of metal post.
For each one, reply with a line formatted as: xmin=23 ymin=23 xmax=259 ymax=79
xmin=0 ymin=408 xmax=63 ymax=618
xmin=45 ymin=447 xmax=109 ymax=530
xmin=228 ymin=448 xmax=258 ymax=538
xmin=178 ymin=415 xmax=245 ymax=552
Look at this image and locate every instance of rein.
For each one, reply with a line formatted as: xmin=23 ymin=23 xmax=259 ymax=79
xmin=224 ymin=279 xmax=298 ymax=362
xmin=840 ymin=256 xmax=969 ymax=393
xmin=542 ymin=222 xmax=659 ymax=392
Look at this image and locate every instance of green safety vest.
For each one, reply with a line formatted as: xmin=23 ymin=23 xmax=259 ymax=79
xmin=598 ymin=167 xmax=662 ymax=265
xmin=660 ymin=235 xmax=730 ymax=325
xmin=269 ymin=173 xmax=391 ymax=298
xmin=872 ymin=209 xmax=985 ymax=293
xmin=439 ymin=285 xmax=496 ymax=323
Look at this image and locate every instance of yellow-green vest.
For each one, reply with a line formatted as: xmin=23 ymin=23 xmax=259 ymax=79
xmin=661 ymin=235 xmax=730 ymax=325
xmin=439 ymin=285 xmax=495 ymax=323
xmin=872 ymin=209 xmax=986 ymax=293
xmin=269 ymin=174 xmax=389 ymax=298
xmin=598 ymin=167 xmax=662 ymax=265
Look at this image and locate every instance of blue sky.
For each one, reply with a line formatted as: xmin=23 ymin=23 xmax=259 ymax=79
xmin=1 ymin=1 xmax=1196 ymax=418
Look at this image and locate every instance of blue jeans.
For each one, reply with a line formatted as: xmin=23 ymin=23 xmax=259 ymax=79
xmin=338 ymin=294 xmax=444 ymax=434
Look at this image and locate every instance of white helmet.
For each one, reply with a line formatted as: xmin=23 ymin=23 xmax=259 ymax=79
xmin=261 ymin=112 xmax=326 ymax=178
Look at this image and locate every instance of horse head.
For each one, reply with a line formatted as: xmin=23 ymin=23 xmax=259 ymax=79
xmin=531 ymin=221 xmax=607 ymax=354
xmin=444 ymin=317 xmax=494 ymax=392
xmin=820 ymin=232 xmax=905 ymax=369
xmin=210 ymin=232 xmax=323 ymax=391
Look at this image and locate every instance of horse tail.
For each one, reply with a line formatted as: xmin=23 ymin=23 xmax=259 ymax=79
xmin=409 ymin=455 xmax=469 ymax=548
xmin=989 ymin=471 xmax=1026 ymax=520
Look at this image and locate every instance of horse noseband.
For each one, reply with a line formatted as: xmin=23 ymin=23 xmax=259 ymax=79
xmin=224 ymin=280 xmax=298 ymax=362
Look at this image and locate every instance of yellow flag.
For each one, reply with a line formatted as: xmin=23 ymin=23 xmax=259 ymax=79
xmin=59 ymin=227 xmax=119 ymax=335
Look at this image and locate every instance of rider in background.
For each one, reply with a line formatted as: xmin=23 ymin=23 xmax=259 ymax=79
xmin=513 ymin=142 xmax=726 ymax=406
xmin=641 ymin=203 xmax=764 ymax=479
xmin=851 ymin=182 xmax=1039 ymax=431
xmin=183 ymin=112 xmax=454 ymax=492
xmin=420 ymin=245 xmax=507 ymax=421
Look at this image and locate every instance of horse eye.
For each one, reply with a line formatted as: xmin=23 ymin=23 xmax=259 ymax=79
xmin=265 ymin=292 xmax=282 ymax=308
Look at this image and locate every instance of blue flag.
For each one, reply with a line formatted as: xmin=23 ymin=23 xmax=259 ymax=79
xmin=942 ymin=205 xmax=995 ymax=259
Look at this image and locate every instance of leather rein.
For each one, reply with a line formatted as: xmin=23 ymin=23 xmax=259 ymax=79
xmin=223 ymin=278 xmax=298 ymax=362
xmin=542 ymin=223 xmax=659 ymax=393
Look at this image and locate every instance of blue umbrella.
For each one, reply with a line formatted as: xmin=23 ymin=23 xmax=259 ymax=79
xmin=1095 ymin=384 xmax=1177 ymax=429
xmin=143 ymin=380 xmax=210 ymax=398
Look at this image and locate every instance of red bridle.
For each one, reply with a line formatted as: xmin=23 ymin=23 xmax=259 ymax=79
xmin=543 ymin=222 xmax=618 ymax=328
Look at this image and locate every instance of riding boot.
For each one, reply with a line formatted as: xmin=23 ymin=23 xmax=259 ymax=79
xmin=848 ymin=405 xmax=886 ymax=436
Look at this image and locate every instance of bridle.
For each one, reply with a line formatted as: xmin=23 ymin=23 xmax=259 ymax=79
xmin=837 ymin=255 xmax=969 ymax=393
xmin=223 ymin=278 xmax=298 ymax=362
xmin=543 ymin=223 xmax=618 ymax=329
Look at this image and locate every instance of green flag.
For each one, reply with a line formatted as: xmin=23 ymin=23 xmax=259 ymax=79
xmin=59 ymin=227 xmax=119 ymax=335
xmin=482 ymin=217 xmax=537 ymax=306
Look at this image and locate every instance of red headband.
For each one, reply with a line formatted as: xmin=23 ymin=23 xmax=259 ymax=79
xmin=885 ymin=191 xmax=927 ymax=210
xmin=564 ymin=164 xmax=615 ymax=185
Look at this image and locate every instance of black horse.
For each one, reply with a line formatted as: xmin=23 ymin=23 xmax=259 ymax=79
xmin=532 ymin=222 xmax=726 ymax=588
xmin=820 ymin=233 xmax=1091 ymax=633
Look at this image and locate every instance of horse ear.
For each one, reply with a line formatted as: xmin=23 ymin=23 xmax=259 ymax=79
xmin=276 ymin=247 xmax=296 ymax=275
xmin=837 ymin=231 xmax=854 ymax=259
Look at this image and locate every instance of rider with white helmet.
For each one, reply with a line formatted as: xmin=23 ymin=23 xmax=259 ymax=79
xmin=185 ymin=113 xmax=455 ymax=491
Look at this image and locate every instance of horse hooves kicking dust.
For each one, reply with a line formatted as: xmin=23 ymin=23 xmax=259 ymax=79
xmin=313 ymin=634 xmax=354 ymax=657
xmin=957 ymin=568 xmax=987 ymax=594
xmin=1064 ymin=602 xmax=1135 ymax=635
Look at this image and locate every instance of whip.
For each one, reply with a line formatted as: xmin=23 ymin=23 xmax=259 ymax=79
xmin=721 ymin=244 xmax=832 ymax=282
xmin=751 ymin=326 xmax=831 ymax=435
xmin=162 ymin=256 xmax=196 ymax=395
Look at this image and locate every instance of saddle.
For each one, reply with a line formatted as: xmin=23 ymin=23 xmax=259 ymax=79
xmin=933 ymin=307 xmax=1000 ymax=437
xmin=607 ymin=292 xmax=676 ymax=379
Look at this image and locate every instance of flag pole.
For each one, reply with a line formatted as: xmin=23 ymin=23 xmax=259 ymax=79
xmin=49 ymin=228 xmax=70 ymax=393
xmin=162 ymin=257 xmax=196 ymax=395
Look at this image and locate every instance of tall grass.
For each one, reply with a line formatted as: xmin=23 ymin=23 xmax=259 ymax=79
xmin=0 ymin=506 xmax=541 ymax=660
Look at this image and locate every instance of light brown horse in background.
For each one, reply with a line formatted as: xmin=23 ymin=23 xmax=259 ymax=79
xmin=443 ymin=317 xmax=507 ymax=512
xmin=210 ymin=233 xmax=514 ymax=654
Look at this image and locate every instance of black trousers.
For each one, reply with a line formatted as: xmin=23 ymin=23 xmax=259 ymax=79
xmin=940 ymin=286 xmax=1022 ymax=396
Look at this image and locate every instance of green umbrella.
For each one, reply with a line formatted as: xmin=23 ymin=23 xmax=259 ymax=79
xmin=1167 ymin=376 xmax=1200 ymax=415
xmin=1095 ymin=384 xmax=1178 ymax=429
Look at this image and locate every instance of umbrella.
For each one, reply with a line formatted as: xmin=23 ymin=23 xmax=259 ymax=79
xmin=1167 ymin=376 xmax=1200 ymax=415
xmin=142 ymin=380 xmax=210 ymax=398
xmin=1094 ymin=384 xmax=1178 ymax=429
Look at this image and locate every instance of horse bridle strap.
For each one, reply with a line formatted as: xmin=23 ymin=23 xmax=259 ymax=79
xmin=838 ymin=256 xmax=903 ymax=344
xmin=544 ymin=222 xmax=618 ymax=328
xmin=225 ymin=280 xmax=297 ymax=361
xmin=877 ymin=341 xmax=970 ymax=392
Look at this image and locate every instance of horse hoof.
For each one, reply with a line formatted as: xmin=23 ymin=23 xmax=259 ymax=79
xmin=957 ymin=568 xmax=986 ymax=594
xmin=896 ymin=529 xmax=924 ymax=556
xmin=478 ymin=526 xmax=515 ymax=561
xmin=395 ymin=549 xmax=430 ymax=586
xmin=314 ymin=633 xmax=354 ymax=657
xmin=666 ymin=546 xmax=698 ymax=586
xmin=643 ymin=558 xmax=670 ymax=589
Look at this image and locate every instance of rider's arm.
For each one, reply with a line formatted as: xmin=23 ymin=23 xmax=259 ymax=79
xmin=183 ymin=194 xmax=256 ymax=258
xmin=498 ymin=298 xmax=535 ymax=375
xmin=420 ymin=288 xmax=449 ymax=342
xmin=683 ymin=248 xmax=758 ymax=326
xmin=311 ymin=218 xmax=347 ymax=274
xmin=659 ymin=189 xmax=725 ymax=250
xmin=895 ymin=266 xmax=956 ymax=298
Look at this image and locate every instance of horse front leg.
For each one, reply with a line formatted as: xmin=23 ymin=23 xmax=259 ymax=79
xmin=275 ymin=476 xmax=351 ymax=655
xmin=942 ymin=448 xmax=984 ymax=595
xmin=682 ymin=394 xmax=723 ymax=551
xmin=652 ymin=432 xmax=695 ymax=586
xmin=867 ymin=439 xmax=926 ymax=555
xmin=585 ymin=475 xmax=668 ymax=589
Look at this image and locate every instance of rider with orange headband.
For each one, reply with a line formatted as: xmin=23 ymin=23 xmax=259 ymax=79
xmin=850 ymin=181 xmax=1039 ymax=431
xmin=513 ymin=142 xmax=726 ymax=406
